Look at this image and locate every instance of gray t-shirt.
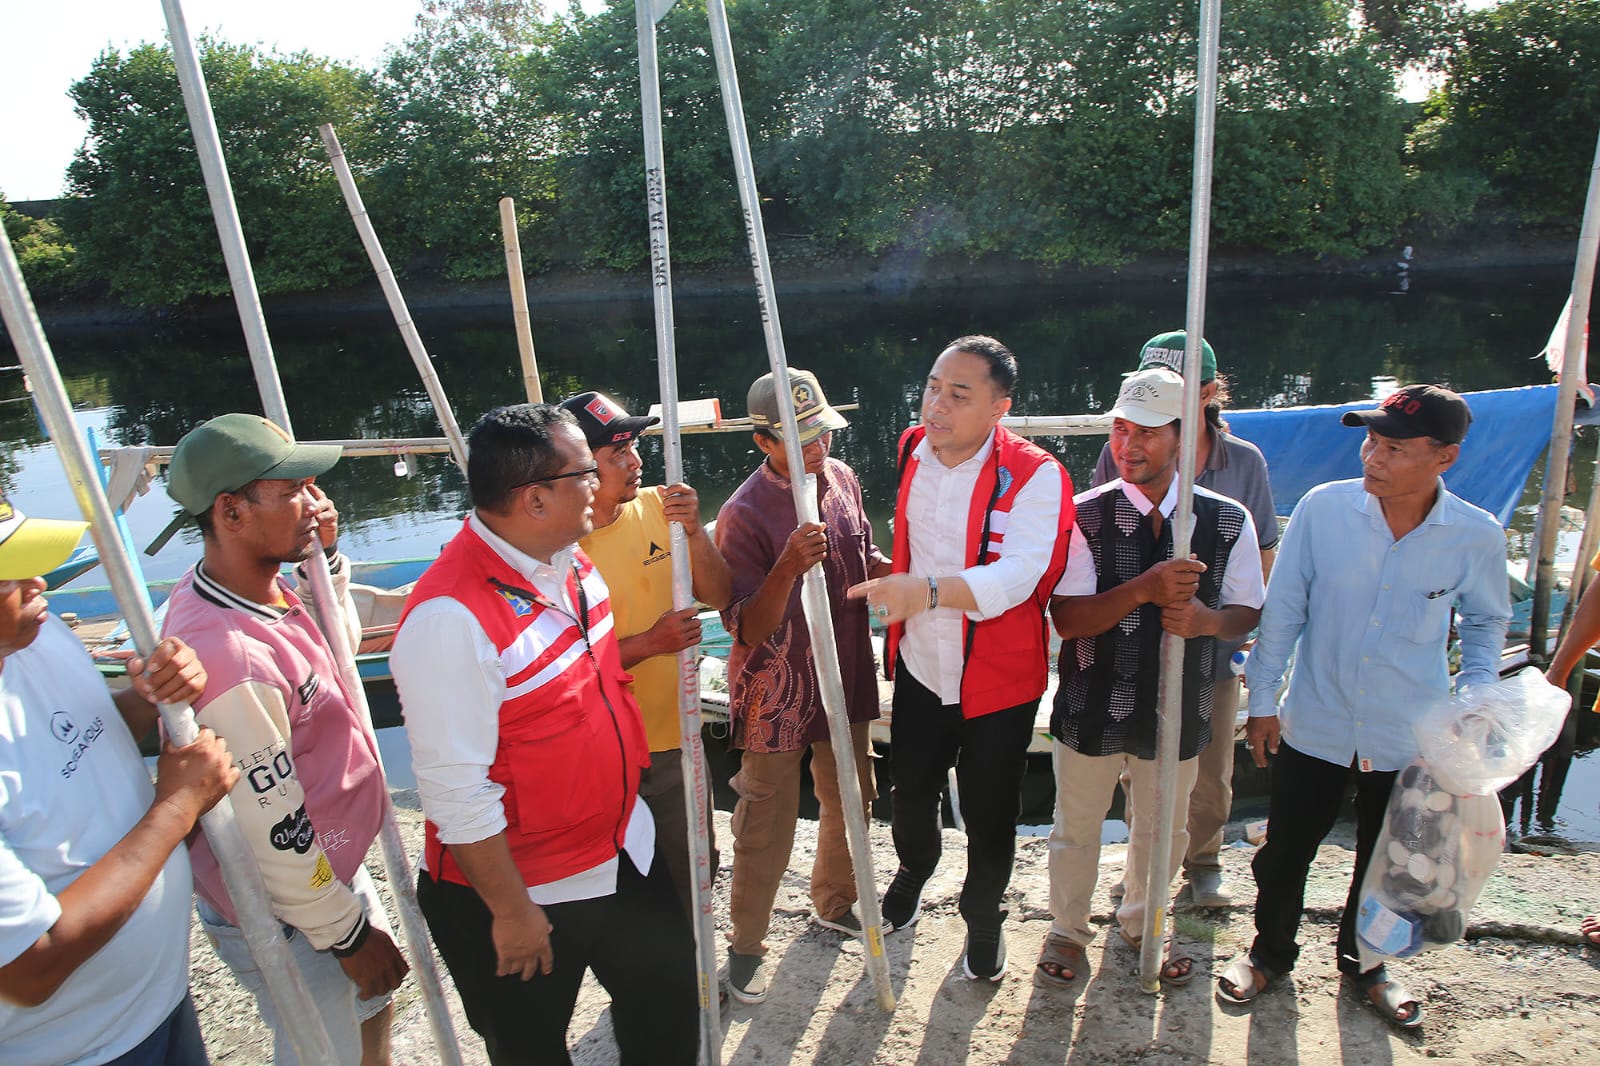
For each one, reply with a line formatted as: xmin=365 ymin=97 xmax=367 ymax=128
xmin=1091 ymin=422 xmax=1277 ymax=662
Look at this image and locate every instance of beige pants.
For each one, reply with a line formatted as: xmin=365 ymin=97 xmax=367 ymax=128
xmin=1184 ymin=675 xmax=1241 ymax=874
xmin=728 ymin=722 xmax=875 ymax=956
xmin=1048 ymin=742 xmax=1200 ymax=946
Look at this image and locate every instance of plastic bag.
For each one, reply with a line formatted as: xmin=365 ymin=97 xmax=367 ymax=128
xmin=1414 ymin=667 xmax=1571 ymax=796
xmin=1355 ymin=761 xmax=1505 ymax=959
xmin=1355 ymin=669 xmax=1570 ymax=961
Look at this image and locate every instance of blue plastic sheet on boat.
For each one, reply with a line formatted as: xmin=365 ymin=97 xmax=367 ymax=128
xmin=1229 ymin=384 xmax=1597 ymax=528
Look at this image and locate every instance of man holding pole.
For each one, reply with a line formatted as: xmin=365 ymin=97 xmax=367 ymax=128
xmin=392 ymin=404 xmax=697 ymax=1064
xmin=1219 ymin=386 xmax=1509 ymax=1030
xmin=157 ymin=415 xmax=408 ymax=1066
xmin=848 ymin=335 xmax=1073 ymax=981
xmin=0 ymin=493 xmax=236 ymax=1065
xmin=715 ymin=369 xmax=889 ymax=1004
xmin=557 ymin=390 xmax=733 ymax=917
xmin=1090 ymin=332 xmax=1278 ymax=908
xmin=1041 ymin=368 xmax=1264 ymax=988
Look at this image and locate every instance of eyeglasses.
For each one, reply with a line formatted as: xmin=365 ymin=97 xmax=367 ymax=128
xmin=512 ymin=465 xmax=600 ymax=492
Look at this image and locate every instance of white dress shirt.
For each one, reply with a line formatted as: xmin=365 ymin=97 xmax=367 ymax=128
xmin=900 ymin=428 xmax=1067 ymax=705
xmin=392 ymin=513 xmax=654 ymax=906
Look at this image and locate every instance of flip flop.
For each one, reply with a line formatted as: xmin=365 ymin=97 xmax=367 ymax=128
xmin=1353 ymin=967 xmax=1423 ymax=1030
xmin=1580 ymin=914 xmax=1600 ymax=946
xmin=1035 ymin=932 xmax=1086 ymax=987
xmin=1117 ymin=926 xmax=1196 ymax=986
xmin=1215 ymin=955 xmax=1271 ymax=1005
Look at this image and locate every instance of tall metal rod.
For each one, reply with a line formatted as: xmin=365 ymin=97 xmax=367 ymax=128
xmin=499 ymin=197 xmax=544 ymax=403
xmin=635 ymin=3 xmax=723 ymax=1058
xmin=161 ymin=4 xmax=463 ymax=1057
xmin=1139 ymin=0 xmax=1221 ymax=994
xmin=1531 ymin=125 xmax=1600 ymax=658
xmin=0 ymin=221 xmax=343 ymax=1065
xmin=703 ymin=0 xmax=895 ymax=1012
xmin=319 ymin=124 xmax=470 ymax=469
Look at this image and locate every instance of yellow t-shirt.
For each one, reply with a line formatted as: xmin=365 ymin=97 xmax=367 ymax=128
xmin=580 ymin=488 xmax=684 ymax=751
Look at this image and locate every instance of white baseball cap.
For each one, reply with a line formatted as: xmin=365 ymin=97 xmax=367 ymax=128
xmin=1108 ymin=367 xmax=1185 ymax=427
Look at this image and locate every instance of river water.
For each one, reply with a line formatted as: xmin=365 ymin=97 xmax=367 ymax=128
xmin=5 ymin=265 xmax=1597 ymax=841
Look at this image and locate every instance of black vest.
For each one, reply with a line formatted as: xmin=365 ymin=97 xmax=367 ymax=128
xmin=1051 ymin=487 xmax=1245 ymax=760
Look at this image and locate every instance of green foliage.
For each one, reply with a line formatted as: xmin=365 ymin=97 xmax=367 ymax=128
xmin=39 ymin=0 xmax=1599 ymax=306
xmin=372 ymin=0 xmax=557 ymax=279
xmin=1427 ymin=0 xmax=1600 ymax=224
xmin=63 ymin=41 xmax=378 ymax=305
xmin=1 ymin=195 xmax=79 ymax=296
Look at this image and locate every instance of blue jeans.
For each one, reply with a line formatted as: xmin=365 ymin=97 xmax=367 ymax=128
xmin=107 ymin=993 xmax=208 ymax=1066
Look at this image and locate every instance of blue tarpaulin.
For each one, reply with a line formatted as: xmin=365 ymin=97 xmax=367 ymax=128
xmin=1229 ymin=384 xmax=1597 ymax=528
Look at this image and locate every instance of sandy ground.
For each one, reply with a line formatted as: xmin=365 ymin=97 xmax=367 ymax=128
xmin=193 ymin=792 xmax=1600 ymax=1065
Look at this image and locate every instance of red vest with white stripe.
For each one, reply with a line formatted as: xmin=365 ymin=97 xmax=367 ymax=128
xmin=400 ymin=521 xmax=648 ymax=888
xmin=884 ymin=425 xmax=1074 ymax=718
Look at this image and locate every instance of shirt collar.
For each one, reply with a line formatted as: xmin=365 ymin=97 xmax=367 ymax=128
xmin=911 ymin=427 xmax=997 ymax=471
xmin=1356 ymin=477 xmax=1453 ymax=529
xmin=469 ymin=511 xmax=575 ymax=585
xmin=1114 ymin=475 xmax=1181 ymax=519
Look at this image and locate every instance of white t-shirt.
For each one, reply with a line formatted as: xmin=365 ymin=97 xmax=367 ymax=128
xmin=0 ymin=615 xmax=191 ymax=1065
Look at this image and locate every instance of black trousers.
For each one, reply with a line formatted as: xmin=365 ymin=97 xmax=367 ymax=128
xmin=1249 ymin=741 xmax=1396 ymax=977
xmin=888 ymin=664 xmax=1037 ymax=933
xmin=416 ymin=850 xmax=699 ymax=1066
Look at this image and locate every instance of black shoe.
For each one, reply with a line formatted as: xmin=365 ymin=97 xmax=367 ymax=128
xmin=881 ymin=868 xmax=924 ymax=933
xmin=962 ymin=927 xmax=1008 ymax=982
xmin=815 ymin=908 xmax=864 ymax=937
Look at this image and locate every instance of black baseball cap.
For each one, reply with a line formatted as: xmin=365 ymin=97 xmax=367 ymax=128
xmin=558 ymin=392 xmax=659 ymax=450
xmin=1340 ymin=384 xmax=1472 ymax=445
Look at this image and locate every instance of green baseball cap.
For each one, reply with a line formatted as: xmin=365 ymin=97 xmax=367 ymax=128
xmin=146 ymin=413 xmax=341 ymax=554
xmin=1136 ymin=330 xmax=1217 ymax=383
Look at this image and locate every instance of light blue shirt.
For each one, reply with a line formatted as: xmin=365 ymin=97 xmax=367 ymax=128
xmin=1245 ymin=478 xmax=1510 ymax=772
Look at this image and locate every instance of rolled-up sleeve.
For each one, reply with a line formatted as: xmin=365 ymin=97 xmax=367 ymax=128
xmin=392 ymin=598 xmax=509 ymax=846
xmin=960 ymin=461 xmax=1067 ymax=620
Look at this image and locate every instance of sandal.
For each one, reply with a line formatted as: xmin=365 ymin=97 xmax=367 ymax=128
xmin=1353 ymin=967 xmax=1423 ymax=1030
xmin=1215 ymin=955 xmax=1271 ymax=1005
xmin=1116 ymin=926 xmax=1196 ymax=986
xmin=1035 ymin=932 xmax=1086 ymax=987
xmin=1581 ymin=914 xmax=1600 ymax=946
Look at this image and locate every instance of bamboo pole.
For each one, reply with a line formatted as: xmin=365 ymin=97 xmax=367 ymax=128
xmin=1138 ymin=0 xmax=1222 ymax=994
xmin=635 ymin=3 xmax=723 ymax=1058
xmin=1531 ymin=126 xmax=1600 ymax=658
xmin=0 ymin=217 xmax=345 ymax=1066
xmin=319 ymin=124 xmax=469 ymax=469
xmin=499 ymin=197 xmax=543 ymax=403
xmin=160 ymin=3 xmax=463 ymax=1058
xmin=702 ymin=0 xmax=895 ymax=1012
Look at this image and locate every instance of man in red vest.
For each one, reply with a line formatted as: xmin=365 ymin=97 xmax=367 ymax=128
xmin=849 ymin=335 xmax=1074 ymax=981
xmin=392 ymin=404 xmax=698 ymax=1064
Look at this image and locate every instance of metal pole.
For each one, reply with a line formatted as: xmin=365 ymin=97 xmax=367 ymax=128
xmin=636 ymin=3 xmax=723 ymax=1058
xmin=159 ymin=0 xmax=289 ymax=430
xmin=1532 ymin=126 xmax=1600 ymax=658
xmin=703 ymin=0 xmax=895 ymax=1012
xmin=0 ymin=220 xmax=342 ymax=1066
xmin=161 ymin=4 xmax=463 ymax=1056
xmin=499 ymin=197 xmax=543 ymax=403
xmin=319 ymin=124 xmax=470 ymax=469
xmin=1139 ymin=0 xmax=1221 ymax=994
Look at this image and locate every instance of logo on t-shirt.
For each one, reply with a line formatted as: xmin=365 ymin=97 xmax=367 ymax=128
xmin=50 ymin=710 xmax=78 ymax=743
xmin=643 ymin=540 xmax=670 ymax=567
xmin=297 ymin=674 xmax=320 ymax=707
xmin=498 ymin=587 xmax=536 ymax=616
xmin=270 ymin=804 xmax=317 ymax=854
xmin=57 ymin=715 xmax=105 ymax=779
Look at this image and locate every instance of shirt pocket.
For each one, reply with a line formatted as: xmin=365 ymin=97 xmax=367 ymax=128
xmin=1395 ymin=588 xmax=1456 ymax=646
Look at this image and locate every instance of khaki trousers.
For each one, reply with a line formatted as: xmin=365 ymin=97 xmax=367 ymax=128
xmin=728 ymin=722 xmax=875 ymax=956
xmin=1183 ymin=675 xmax=1241 ymax=875
xmin=1048 ymin=742 xmax=1199 ymax=946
